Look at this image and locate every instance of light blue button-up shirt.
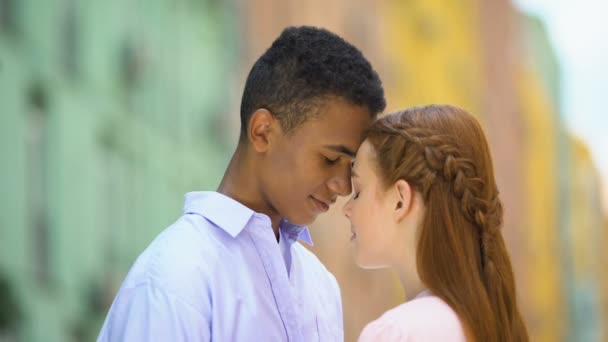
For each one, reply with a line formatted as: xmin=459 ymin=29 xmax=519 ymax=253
xmin=98 ymin=191 xmax=343 ymax=341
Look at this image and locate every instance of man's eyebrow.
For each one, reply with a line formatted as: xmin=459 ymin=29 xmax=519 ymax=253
xmin=324 ymin=144 xmax=356 ymax=158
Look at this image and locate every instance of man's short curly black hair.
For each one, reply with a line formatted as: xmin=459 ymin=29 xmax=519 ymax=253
xmin=239 ymin=26 xmax=386 ymax=138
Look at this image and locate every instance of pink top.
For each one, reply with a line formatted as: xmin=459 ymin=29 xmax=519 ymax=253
xmin=358 ymin=290 xmax=467 ymax=342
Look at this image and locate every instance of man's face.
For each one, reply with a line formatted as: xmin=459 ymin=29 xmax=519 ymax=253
xmin=260 ymin=97 xmax=372 ymax=226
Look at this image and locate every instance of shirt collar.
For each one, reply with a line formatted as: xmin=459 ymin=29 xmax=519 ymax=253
xmin=280 ymin=219 xmax=314 ymax=246
xmin=183 ymin=191 xmax=314 ymax=245
xmin=183 ymin=192 xmax=254 ymax=238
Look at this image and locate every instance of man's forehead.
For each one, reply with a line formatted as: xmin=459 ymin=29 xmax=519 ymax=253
xmin=305 ymin=98 xmax=372 ymax=138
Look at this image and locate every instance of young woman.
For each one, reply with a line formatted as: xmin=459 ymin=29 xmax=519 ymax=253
xmin=343 ymin=105 xmax=529 ymax=342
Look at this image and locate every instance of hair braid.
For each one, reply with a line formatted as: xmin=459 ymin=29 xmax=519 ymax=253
xmin=373 ymin=123 xmax=503 ymax=255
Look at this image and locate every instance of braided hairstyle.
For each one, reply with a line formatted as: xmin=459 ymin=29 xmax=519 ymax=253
xmin=366 ymin=105 xmax=528 ymax=342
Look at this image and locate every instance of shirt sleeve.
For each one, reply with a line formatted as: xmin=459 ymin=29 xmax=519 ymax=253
xmin=97 ymin=282 xmax=211 ymax=342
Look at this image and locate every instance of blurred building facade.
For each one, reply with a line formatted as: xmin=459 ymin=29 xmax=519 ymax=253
xmin=1 ymin=1 xmax=239 ymax=341
xmin=1 ymin=0 xmax=606 ymax=341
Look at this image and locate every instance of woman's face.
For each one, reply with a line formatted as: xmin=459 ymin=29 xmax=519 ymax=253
xmin=342 ymin=140 xmax=404 ymax=268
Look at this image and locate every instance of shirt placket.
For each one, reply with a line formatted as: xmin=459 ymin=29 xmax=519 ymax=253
xmin=247 ymin=218 xmax=303 ymax=342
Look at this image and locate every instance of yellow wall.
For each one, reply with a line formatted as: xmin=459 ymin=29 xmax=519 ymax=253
xmin=378 ymin=0 xmax=482 ymax=114
xmin=518 ymin=64 xmax=564 ymax=342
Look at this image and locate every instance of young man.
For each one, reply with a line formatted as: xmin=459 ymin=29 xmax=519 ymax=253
xmin=98 ymin=26 xmax=385 ymax=341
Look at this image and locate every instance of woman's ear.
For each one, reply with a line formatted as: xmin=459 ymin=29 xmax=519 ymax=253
xmin=393 ymin=179 xmax=414 ymax=222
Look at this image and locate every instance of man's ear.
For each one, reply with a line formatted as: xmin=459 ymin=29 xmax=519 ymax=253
xmin=393 ymin=179 xmax=414 ymax=222
xmin=248 ymin=109 xmax=280 ymax=153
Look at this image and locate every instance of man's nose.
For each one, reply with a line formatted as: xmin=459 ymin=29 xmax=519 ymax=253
xmin=328 ymin=165 xmax=352 ymax=196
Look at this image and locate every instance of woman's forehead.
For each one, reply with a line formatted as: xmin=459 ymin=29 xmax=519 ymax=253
xmin=353 ymin=142 xmax=377 ymax=174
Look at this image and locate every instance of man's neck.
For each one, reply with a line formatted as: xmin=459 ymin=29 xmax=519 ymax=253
xmin=217 ymin=147 xmax=282 ymax=237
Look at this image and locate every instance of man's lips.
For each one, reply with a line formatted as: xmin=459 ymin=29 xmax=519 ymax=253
xmin=310 ymin=196 xmax=330 ymax=212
